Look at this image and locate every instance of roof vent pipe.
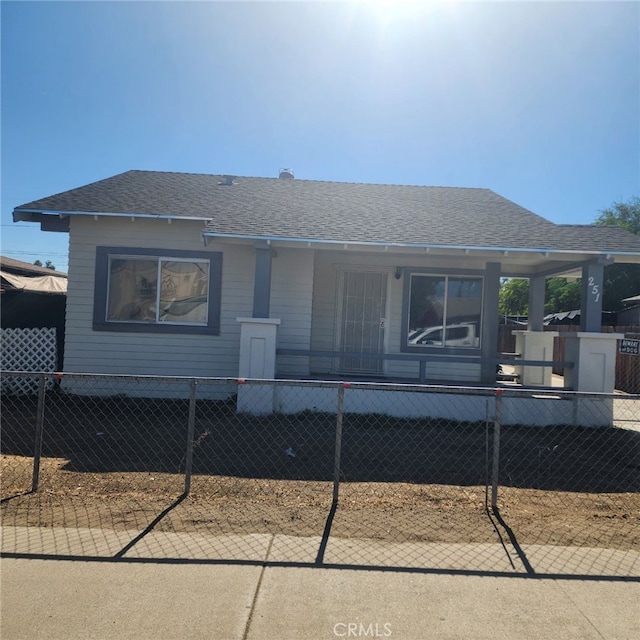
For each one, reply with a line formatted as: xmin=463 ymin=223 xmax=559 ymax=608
xmin=279 ymin=168 xmax=294 ymax=179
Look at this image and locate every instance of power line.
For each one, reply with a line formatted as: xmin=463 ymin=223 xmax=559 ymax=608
xmin=3 ymin=248 xmax=68 ymax=254
xmin=2 ymin=251 xmax=68 ymax=257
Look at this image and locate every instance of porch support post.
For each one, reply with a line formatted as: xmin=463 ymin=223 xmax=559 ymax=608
xmin=236 ymin=317 xmax=282 ymax=414
xmin=580 ymin=262 xmax=604 ymax=332
xmin=564 ymin=332 xmax=623 ymax=426
xmin=253 ymin=242 xmax=273 ymax=318
xmin=512 ymin=330 xmax=559 ymax=386
xmin=527 ymin=275 xmax=546 ymax=332
xmin=481 ymin=262 xmax=501 ymax=384
xmin=564 ymin=332 xmax=623 ymax=393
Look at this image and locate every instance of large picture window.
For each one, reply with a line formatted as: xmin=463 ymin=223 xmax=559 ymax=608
xmin=108 ymin=257 xmax=209 ymax=324
xmin=93 ymin=247 xmax=222 ymax=334
xmin=406 ymin=274 xmax=483 ymax=349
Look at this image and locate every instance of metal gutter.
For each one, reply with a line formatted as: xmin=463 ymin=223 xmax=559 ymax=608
xmin=13 ymin=208 xmax=210 ymax=223
xmin=201 ymin=231 xmax=636 ymax=257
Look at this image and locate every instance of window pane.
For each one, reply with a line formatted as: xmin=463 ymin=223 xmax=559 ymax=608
xmin=159 ymin=260 xmax=209 ymax=324
xmin=107 ymin=258 xmax=158 ymax=322
xmin=444 ymin=278 xmax=482 ymax=347
xmin=407 ymin=275 xmax=483 ymax=348
xmin=407 ymin=275 xmax=445 ymax=345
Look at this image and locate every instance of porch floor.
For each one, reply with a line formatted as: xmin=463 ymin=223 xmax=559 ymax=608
xmin=280 ymin=365 xmax=568 ymax=393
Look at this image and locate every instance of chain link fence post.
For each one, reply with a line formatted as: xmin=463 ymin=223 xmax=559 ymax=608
xmin=183 ymin=378 xmax=197 ymax=497
xmin=332 ymin=383 xmax=346 ymax=505
xmin=491 ymin=388 xmax=503 ymax=511
xmin=484 ymin=398 xmax=490 ymax=510
xmin=31 ymin=373 xmax=47 ymax=493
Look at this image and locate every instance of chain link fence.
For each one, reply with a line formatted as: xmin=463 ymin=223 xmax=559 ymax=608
xmin=493 ymin=390 xmax=640 ymax=575
xmin=1 ymin=372 xmax=638 ymax=574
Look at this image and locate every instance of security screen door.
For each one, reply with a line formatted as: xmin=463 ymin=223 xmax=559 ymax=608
xmin=339 ymin=271 xmax=387 ymax=374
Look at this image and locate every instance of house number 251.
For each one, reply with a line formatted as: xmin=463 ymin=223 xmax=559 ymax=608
xmin=588 ymin=276 xmax=601 ymax=302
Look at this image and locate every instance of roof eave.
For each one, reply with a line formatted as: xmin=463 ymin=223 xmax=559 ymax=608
xmin=13 ymin=207 xmax=210 ymax=231
xmin=14 ymin=210 xmax=70 ymax=232
xmin=201 ymin=230 xmax=639 ymax=259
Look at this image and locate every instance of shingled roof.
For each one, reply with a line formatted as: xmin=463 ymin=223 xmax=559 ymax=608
xmin=553 ymin=225 xmax=640 ymax=253
xmin=14 ymin=170 xmax=640 ymax=255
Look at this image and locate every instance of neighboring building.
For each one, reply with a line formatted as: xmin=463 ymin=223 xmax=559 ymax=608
xmin=1 ymin=256 xmax=67 ymax=369
xmin=1 ymin=255 xmax=67 ymax=287
xmin=12 ymin=170 xmax=640 ymax=417
xmin=543 ymin=310 xmax=619 ymax=326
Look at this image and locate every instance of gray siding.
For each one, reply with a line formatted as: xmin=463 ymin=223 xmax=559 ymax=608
xmin=270 ymin=248 xmax=314 ymax=376
xmin=64 ymin=217 xmax=315 ymax=381
xmin=310 ymin=251 xmax=485 ymax=383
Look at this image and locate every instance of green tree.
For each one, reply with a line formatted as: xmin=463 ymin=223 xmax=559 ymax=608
xmin=499 ymin=277 xmax=583 ymax=317
xmin=594 ymin=196 xmax=640 ymax=235
xmin=33 ymin=259 xmax=56 ymax=270
xmin=593 ymin=196 xmax=640 ymax=310
xmin=601 ymin=263 xmax=640 ymax=310
xmin=498 ymin=278 xmax=529 ymax=317
xmin=545 ymin=277 xmax=581 ymax=314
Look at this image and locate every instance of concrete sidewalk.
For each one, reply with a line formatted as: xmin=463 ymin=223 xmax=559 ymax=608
xmin=2 ymin=556 xmax=639 ymax=640
xmin=2 ymin=528 xmax=639 ymax=640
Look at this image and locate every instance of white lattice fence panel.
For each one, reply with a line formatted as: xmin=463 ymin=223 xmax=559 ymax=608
xmin=1 ymin=327 xmax=57 ymax=395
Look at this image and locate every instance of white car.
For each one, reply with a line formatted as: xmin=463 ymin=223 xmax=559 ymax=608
xmin=408 ymin=323 xmax=479 ymax=347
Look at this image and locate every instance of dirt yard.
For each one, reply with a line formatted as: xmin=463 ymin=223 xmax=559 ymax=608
xmin=2 ymin=394 xmax=639 ymax=551
xmin=2 ymin=455 xmax=638 ymax=551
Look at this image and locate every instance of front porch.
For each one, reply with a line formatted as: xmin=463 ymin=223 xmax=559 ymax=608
xmin=246 ymin=239 xmax=621 ymax=375
xmin=234 ymin=241 xmax=624 ymax=424
xmin=236 ymin=318 xmax=622 ymax=426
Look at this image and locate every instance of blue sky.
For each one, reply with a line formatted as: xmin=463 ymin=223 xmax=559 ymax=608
xmin=2 ymin=1 xmax=639 ymax=273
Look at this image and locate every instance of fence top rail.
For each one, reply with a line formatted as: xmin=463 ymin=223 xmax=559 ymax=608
xmin=2 ymin=371 xmax=636 ymax=400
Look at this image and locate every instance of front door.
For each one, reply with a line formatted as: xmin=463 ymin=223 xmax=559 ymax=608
xmin=339 ymin=271 xmax=387 ymax=374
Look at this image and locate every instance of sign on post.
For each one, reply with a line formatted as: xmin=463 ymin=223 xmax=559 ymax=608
xmin=619 ymin=338 xmax=640 ymax=355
